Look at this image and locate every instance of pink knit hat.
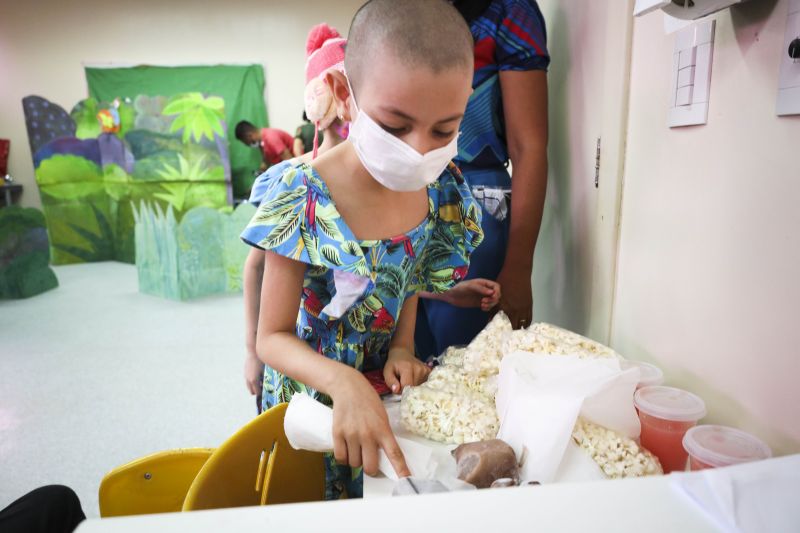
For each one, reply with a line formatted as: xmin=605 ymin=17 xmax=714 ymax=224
xmin=305 ymin=23 xmax=346 ymax=83
xmin=304 ymin=23 xmax=347 ymax=158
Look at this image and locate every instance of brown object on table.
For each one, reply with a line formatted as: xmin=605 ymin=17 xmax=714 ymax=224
xmin=453 ymin=439 xmax=519 ymax=489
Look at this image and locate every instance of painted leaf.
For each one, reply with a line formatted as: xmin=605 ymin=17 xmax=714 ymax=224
xmin=301 ymin=227 xmax=321 ymax=265
xmin=351 ymin=258 xmax=370 ymax=277
xmin=376 ymin=263 xmax=405 ymax=299
xmin=319 ymin=244 xmax=343 ymax=266
xmin=348 ymin=306 xmax=367 ymax=333
xmin=263 ymin=212 xmax=300 ymax=249
xmin=282 ymin=168 xmax=298 ymax=187
xmin=259 ymin=185 xmax=307 ymax=213
xmin=341 ymin=240 xmax=361 ymax=257
xmin=316 ymin=215 xmax=344 ymax=241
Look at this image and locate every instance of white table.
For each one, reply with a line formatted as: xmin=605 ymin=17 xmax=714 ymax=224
xmin=77 ymin=473 xmax=720 ymax=533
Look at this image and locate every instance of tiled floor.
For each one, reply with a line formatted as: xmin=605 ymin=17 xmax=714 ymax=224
xmin=0 ymin=262 xmax=254 ymax=517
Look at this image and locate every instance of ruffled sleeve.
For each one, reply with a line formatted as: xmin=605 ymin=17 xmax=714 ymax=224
xmin=240 ymin=165 xmax=370 ymax=277
xmin=248 ymin=160 xmax=294 ymax=206
xmin=408 ymin=164 xmax=484 ymax=295
xmin=496 ymin=0 xmax=550 ymax=72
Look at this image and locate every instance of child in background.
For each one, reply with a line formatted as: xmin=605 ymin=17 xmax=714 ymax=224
xmin=234 ymin=122 xmax=294 ymax=171
xmin=243 ymin=22 xmax=500 ymax=412
xmin=244 ymin=24 xmax=351 ymax=407
xmin=241 ymin=0 xmax=485 ymax=498
xmin=293 ymin=112 xmax=321 ymax=157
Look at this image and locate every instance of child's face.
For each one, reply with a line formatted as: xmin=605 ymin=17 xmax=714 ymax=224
xmin=246 ymin=131 xmax=261 ymax=147
xmin=348 ymin=51 xmax=473 ymax=156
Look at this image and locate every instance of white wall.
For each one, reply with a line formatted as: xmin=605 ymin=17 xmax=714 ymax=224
xmin=612 ymin=0 xmax=800 ymax=455
xmin=0 ymin=0 xmax=364 ymax=209
xmin=534 ymin=0 xmax=634 ymax=342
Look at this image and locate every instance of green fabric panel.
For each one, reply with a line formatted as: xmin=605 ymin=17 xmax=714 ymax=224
xmin=85 ymin=65 xmax=267 ymax=198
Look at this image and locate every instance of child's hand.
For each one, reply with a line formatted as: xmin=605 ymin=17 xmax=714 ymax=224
xmin=383 ymin=348 xmax=431 ymax=395
xmin=329 ymin=368 xmax=410 ymax=478
xmin=439 ymin=278 xmax=502 ymax=311
xmin=244 ymin=353 xmax=264 ymax=396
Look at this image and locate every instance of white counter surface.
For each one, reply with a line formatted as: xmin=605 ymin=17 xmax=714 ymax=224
xmin=77 ymin=473 xmax=719 ymax=533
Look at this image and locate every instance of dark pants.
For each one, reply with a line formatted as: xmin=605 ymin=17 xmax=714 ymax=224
xmin=415 ymin=199 xmax=510 ymax=360
xmin=0 ymin=485 xmax=85 ymax=533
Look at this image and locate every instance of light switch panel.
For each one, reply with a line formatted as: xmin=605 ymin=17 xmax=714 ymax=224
xmin=677 ymin=66 xmax=696 ymax=87
xmin=676 ymin=85 xmax=694 ymax=106
xmin=669 ymin=19 xmax=716 ymax=128
xmin=776 ymin=0 xmax=800 ymax=116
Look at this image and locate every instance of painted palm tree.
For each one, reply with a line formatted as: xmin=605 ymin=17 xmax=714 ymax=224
xmin=162 ymin=93 xmax=225 ymax=143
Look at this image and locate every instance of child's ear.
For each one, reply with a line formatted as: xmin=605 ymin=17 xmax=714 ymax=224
xmin=326 ymin=71 xmax=352 ymax=122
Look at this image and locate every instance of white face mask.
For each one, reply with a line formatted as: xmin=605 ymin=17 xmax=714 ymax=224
xmin=347 ymin=78 xmax=459 ymax=192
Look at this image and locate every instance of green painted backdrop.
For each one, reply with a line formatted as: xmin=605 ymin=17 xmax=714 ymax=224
xmin=85 ymin=64 xmax=268 ymax=198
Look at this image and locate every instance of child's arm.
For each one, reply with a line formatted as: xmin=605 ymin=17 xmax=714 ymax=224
xmin=243 ymin=248 xmax=266 ymax=396
xmin=292 ymin=137 xmax=305 ymax=158
xmin=420 ymin=278 xmax=501 ymax=311
xmin=257 ymin=251 xmax=410 ymax=478
xmin=383 ymin=294 xmax=431 ymax=394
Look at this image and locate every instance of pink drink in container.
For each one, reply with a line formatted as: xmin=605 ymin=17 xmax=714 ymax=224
xmin=634 ymin=386 xmax=706 ymax=473
xmin=683 ymin=425 xmax=771 ymax=471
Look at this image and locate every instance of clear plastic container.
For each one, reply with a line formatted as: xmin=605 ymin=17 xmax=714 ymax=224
xmin=634 ymin=386 xmax=706 ymax=473
xmin=683 ymin=425 xmax=772 ymax=471
xmin=621 ymin=360 xmax=665 ymax=389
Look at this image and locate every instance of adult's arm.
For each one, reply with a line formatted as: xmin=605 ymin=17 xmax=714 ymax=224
xmin=497 ymin=68 xmax=548 ymax=329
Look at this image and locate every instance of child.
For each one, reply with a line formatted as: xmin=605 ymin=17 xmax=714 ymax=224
xmin=243 ymin=22 xmax=501 ymax=411
xmin=243 ymin=24 xmax=353 ymax=407
xmin=241 ymin=0 xmax=480 ymax=499
xmin=234 ymin=121 xmax=294 ymax=171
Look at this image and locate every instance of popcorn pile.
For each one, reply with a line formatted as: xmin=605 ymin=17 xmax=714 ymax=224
xmin=461 ymin=312 xmax=514 ymax=375
xmin=503 ymin=322 xmax=622 ymax=362
xmin=400 ymin=313 xmax=511 ymax=444
xmin=400 ymin=383 xmax=499 ymax=444
xmin=400 ymin=313 xmax=662 ymax=479
xmin=571 ymin=418 xmax=663 ymax=478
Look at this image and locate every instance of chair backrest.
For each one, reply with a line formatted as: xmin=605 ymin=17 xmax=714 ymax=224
xmin=182 ymin=402 xmax=325 ymax=511
xmin=98 ymin=448 xmax=214 ymax=517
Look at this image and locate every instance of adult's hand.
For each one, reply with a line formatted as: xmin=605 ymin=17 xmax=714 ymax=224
xmin=496 ymin=264 xmax=533 ymax=329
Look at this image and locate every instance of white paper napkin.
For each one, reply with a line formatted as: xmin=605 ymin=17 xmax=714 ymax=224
xmin=495 ymin=352 xmax=641 ymax=483
xmin=672 ymin=454 xmax=800 ymax=533
xmin=284 ymin=393 xmax=436 ymax=480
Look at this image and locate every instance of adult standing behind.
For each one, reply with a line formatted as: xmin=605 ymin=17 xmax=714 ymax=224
xmin=234 ymin=122 xmax=294 ymax=172
xmin=416 ymin=0 xmax=550 ymax=357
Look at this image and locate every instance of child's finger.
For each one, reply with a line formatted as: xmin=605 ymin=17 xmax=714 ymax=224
xmin=381 ymin=435 xmax=410 ymax=478
xmin=383 ymin=366 xmax=401 ymax=394
xmin=333 ymin=434 xmax=348 ymax=465
xmin=347 ymin=439 xmax=363 ymax=469
xmin=398 ymin=365 xmax=414 ymax=390
xmin=362 ymin=440 xmax=380 ymax=477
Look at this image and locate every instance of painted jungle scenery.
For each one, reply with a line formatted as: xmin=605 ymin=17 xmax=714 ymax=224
xmin=23 ymin=92 xmax=232 ymax=265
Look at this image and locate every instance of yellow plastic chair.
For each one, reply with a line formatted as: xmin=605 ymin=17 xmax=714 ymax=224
xmin=99 ymin=448 xmax=214 ymax=517
xmin=99 ymin=403 xmax=326 ymax=517
xmin=183 ymin=402 xmax=325 ymax=510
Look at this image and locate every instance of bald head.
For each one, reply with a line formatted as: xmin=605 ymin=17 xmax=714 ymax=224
xmin=345 ymin=0 xmax=474 ymax=92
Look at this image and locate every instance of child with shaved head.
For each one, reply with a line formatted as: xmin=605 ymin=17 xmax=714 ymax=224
xmin=241 ymin=0 xmax=484 ymax=499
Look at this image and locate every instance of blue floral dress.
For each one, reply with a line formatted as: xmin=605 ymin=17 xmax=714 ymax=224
xmin=240 ymin=162 xmax=483 ymax=499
